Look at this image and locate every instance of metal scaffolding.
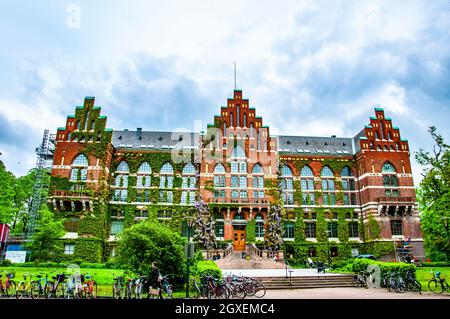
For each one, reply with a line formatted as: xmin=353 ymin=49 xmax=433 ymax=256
xmin=25 ymin=129 xmax=56 ymax=240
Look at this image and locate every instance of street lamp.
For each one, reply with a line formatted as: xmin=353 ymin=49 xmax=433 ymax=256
xmin=184 ymin=216 xmax=195 ymax=299
xmin=440 ymin=217 xmax=450 ymax=262
xmin=326 ymin=229 xmax=331 ymax=266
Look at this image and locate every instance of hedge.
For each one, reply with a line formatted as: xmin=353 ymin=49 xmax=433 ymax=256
xmin=351 ymin=259 xmax=416 ymax=278
xmin=192 ymin=260 xmax=222 ymax=279
xmin=2 ymin=261 xmax=121 ymax=269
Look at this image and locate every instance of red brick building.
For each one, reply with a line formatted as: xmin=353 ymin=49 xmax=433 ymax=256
xmin=48 ymin=90 xmax=423 ymax=263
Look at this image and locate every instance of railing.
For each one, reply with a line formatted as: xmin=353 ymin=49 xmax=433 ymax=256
xmin=249 ymin=244 xmax=263 ymax=258
xmin=208 ymin=197 xmax=270 ymax=205
xmin=378 ymin=196 xmax=413 ymax=203
xmin=223 ymin=243 xmax=233 ymax=257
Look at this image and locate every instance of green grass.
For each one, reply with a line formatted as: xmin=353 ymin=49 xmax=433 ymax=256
xmin=416 ymin=267 xmax=450 ymax=292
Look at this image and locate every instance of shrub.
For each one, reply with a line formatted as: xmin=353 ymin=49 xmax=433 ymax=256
xmin=193 ymin=260 xmax=222 ymax=279
xmin=331 ymin=259 xmax=354 ymax=270
xmin=352 ymin=259 xmax=416 ymax=279
xmin=0 ymin=259 xmax=12 ymax=267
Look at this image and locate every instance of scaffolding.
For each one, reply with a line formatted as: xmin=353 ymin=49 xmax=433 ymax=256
xmin=25 ymin=129 xmax=56 ymax=240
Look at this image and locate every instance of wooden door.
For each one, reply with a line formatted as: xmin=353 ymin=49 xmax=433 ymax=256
xmin=233 ymin=230 xmax=246 ymax=251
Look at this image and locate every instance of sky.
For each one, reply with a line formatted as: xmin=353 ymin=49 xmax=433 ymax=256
xmin=0 ymin=0 xmax=449 ymax=186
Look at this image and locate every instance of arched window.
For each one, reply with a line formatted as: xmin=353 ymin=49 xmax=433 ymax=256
xmin=341 ymin=166 xmax=351 ymax=177
xmin=382 ymin=162 xmax=396 ymax=173
xmin=321 ymin=166 xmax=334 ymax=177
xmin=390 ymin=145 xmax=395 ymax=151
xmin=301 ymin=166 xmax=314 ymax=176
xmin=214 ymin=163 xmax=226 ymax=173
xmin=281 ymin=165 xmax=294 ymax=205
xmin=375 ymin=131 xmax=379 ymax=140
xmin=117 ymin=161 xmax=129 ymax=173
xmin=377 ymin=145 xmax=382 ymax=151
xmin=230 ymin=112 xmax=234 ymax=127
xmin=281 ymin=165 xmax=293 ymax=177
xmin=181 ymin=163 xmax=196 ymax=205
xmin=70 ymin=154 xmax=88 ymax=181
xmin=72 ymin=154 xmax=88 ymax=166
xmin=138 ymin=162 xmax=151 ymax=173
xmin=223 ymin=122 xmax=227 ymax=136
xmin=136 ymin=162 xmax=151 ymax=190
xmin=388 ymin=131 xmax=392 ymax=140
xmin=252 ymin=164 xmax=263 ymax=174
xmin=243 ymin=114 xmax=247 ymax=127
xmin=159 ymin=163 xmax=174 ymax=203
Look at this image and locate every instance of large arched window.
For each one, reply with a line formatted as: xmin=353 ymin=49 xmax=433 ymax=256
xmin=213 ymin=163 xmax=226 ymax=199
xmin=382 ymin=162 xmax=398 ymax=193
xmin=181 ymin=163 xmax=196 ymax=205
xmin=281 ymin=165 xmax=294 ymax=205
xmin=341 ymin=166 xmax=356 ymax=206
xmin=252 ymin=164 xmax=264 ymax=201
xmin=70 ymin=154 xmax=88 ymax=181
xmin=321 ymin=166 xmax=335 ymax=205
xmin=113 ymin=161 xmax=129 ymax=202
xmin=159 ymin=163 xmax=174 ymax=203
xmin=136 ymin=162 xmax=151 ymax=203
xmin=230 ymin=146 xmax=247 ymax=200
xmin=300 ymin=165 xmax=315 ymax=205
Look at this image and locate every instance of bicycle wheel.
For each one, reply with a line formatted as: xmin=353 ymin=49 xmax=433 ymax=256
xmin=90 ymin=282 xmax=98 ymax=299
xmin=5 ymin=282 xmax=16 ymax=297
xmin=412 ymin=280 xmax=422 ymax=294
xmin=56 ymin=283 xmax=66 ymax=299
xmin=253 ymin=282 xmax=266 ymax=298
xmin=15 ymin=282 xmax=26 ymax=299
xmin=232 ymin=283 xmax=246 ymax=299
xmin=428 ymin=279 xmax=443 ymax=294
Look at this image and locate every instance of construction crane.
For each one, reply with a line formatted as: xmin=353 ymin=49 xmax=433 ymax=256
xmin=25 ymin=129 xmax=56 ymax=240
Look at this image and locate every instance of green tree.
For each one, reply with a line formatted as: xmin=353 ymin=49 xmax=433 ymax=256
xmin=0 ymin=160 xmax=16 ymax=224
xmin=10 ymin=170 xmax=35 ymax=233
xmin=116 ymin=219 xmax=186 ymax=288
xmin=193 ymin=199 xmax=215 ymax=249
xmin=26 ymin=205 xmax=64 ymax=261
xmin=415 ymin=126 xmax=450 ymax=261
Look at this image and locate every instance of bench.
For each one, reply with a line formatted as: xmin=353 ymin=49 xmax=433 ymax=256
xmin=316 ymin=261 xmax=326 ymax=273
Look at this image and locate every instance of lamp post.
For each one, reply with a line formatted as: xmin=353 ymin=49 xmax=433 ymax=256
xmin=440 ymin=217 xmax=450 ymax=262
xmin=185 ymin=216 xmax=195 ymax=299
xmin=326 ymin=229 xmax=331 ymax=266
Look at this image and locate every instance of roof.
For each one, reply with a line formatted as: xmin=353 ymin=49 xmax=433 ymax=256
xmin=277 ymin=135 xmax=354 ymax=156
xmin=352 ymin=128 xmax=367 ymax=153
xmin=112 ymin=130 xmax=200 ymax=151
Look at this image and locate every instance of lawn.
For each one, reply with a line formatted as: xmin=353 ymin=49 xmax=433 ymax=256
xmin=0 ymin=266 xmax=125 ymax=297
xmin=415 ymin=267 xmax=450 ymax=292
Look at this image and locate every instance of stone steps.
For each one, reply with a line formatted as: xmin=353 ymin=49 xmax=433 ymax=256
xmin=257 ymin=275 xmax=355 ymax=289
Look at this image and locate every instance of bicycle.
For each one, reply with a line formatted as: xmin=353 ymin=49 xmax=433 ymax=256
xmin=64 ymin=273 xmax=84 ymax=299
xmin=133 ymin=275 xmax=147 ymax=299
xmin=404 ymin=270 xmax=421 ymax=294
xmin=46 ymin=273 xmax=66 ymax=299
xmin=112 ymin=276 xmax=125 ymax=299
xmin=160 ymin=274 xmax=173 ymax=299
xmin=15 ymin=273 xmax=36 ymax=299
xmin=32 ymin=273 xmax=54 ymax=299
xmin=82 ymin=273 xmax=97 ymax=299
xmin=0 ymin=271 xmax=16 ymax=297
xmin=428 ymin=271 xmax=450 ymax=294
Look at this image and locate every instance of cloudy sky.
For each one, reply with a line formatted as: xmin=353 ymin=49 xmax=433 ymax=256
xmin=0 ymin=0 xmax=449 ymax=185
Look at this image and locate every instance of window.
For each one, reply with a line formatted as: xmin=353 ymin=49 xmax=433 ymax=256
xmin=182 ymin=163 xmax=196 ymax=174
xmin=383 ymin=175 xmax=398 ymax=187
xmin=72 ymin=154 xmax=88 ymax=166
xmin=327 ymin=222 xmax=338 ymax=238
xmin=252 ymin=164 xmax=263 ymax=174
xmin=341 ymin=166 xmax=351 ymax=177
xmin=64 ymin=244 xmax=75 ymax=255
xmin=234 ymin=213 xmax=244 ymax=220
xmin=305 ymin=223 xmax=316 ymax=238
xmin=160 ymin=163 xmax=174 ymax=174
xmin=117 ymin=161 xmax=129 ymax=172
xmin=282 ymin=165 xmax=294 ymax=205
xmin=382 ymin=162 xmax=396 ymax=173
xmin=284 ymin=223 xmax=295 ymax=239
xmin=308 ymin=247 xmax=317 ymax=257
xmin=111 ymin=221 xmax=124 ymax=235
xmin=215 ymin=222 xmax=224 ymax=237
xmin=213 ymin=175 xmax=225 ymax=188
xmin=182 ymin=222 xmax=194 ymax=237
xmin=236 ymin=105 xmax=240 ymax=127
xmin=253 ymin=176 xmax=264 ymax=188
xmin=243 ymin=114 xmax=247 ymax=127
xmin=214 ymin=163 xmax=226 ymax=173
xmin=256 ymin=222 xmax=264 ymax=237
xmin=390 ymin=220 xmax=403 ymax=236
xmin=349 ymin=222 xmax=359 ymax=238
xmin=321 ymin=166 xmax=334 ymax=177
xmin=330 ymin=247 xmax=338 ymax=257
xmin=282 ymin=165 xmax=293 ymax=176
xmin=301 ymin=166 xmax=314 ymax=176
xmin=138 ymin=162 xmax=151 ymax=173
xmin=351 ymin=248 xmax=359 ymax=257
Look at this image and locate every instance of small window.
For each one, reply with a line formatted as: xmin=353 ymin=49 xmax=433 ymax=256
xmin=284 ymin=223 xmax=295 ymax=239
xmin=390 ymin=220 xmax=403 ymax=236
xmin=64 ymin=244 xmax=75 ymax=255
xmin=111 ymin=221 xmax=124 ymax=235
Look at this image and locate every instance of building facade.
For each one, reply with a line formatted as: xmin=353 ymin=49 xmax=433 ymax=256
xmin=48 ymin=90 xmax=424 ymax=263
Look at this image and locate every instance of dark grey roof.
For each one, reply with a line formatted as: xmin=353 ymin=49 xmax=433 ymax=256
xmin=352 ymin=128 xmax=367 ymax=154
xmin=277 ymin=135 xmax=354 ymax=156
xmin=112 ymin=130 xmax=200 ymax=151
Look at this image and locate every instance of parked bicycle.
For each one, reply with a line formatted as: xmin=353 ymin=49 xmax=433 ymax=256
xmin=428 ymin=271 xmax=450 ymax=294
xmin=46 ymin=273 xmax=66 ymax=299
xmin=82 ymin=273 xmax=97 ymax=299
xmin=112 ymin=275 xmax=125 ymax=299
xmin=160 ymin=274 xmax=173 ymax=299
xmin=15 ymin=273 xmax=36 ymax=299
xmin=0 ymin=271 xmax=16 ymax=297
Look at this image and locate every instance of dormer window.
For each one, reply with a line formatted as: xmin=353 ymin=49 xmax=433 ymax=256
xmin=287 ymin=141 xmax=291 ymax=145
xmin=118 ymin=135 xmax=122 ymax=140
xmin=159 ymin=137 xmax=163 ymax=141
xmin=305 ymin=141 xmax=309 ymax=145
xmin=179 ymin=135 xmax=183 ymax=141
xmin=324 ymin=142 xmax=328 ymax=146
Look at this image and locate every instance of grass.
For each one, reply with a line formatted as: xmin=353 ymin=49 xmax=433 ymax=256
xmin=416 ymin=267 xmax=450 ymax=292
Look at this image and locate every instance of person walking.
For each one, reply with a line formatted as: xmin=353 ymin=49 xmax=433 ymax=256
xmin=149 ymin=262 xmax=163 ymax=299
xmin=307 ymin=257 xmax=314 ymax=268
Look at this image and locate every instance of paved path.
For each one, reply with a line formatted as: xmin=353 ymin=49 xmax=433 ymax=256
xmin=250 ymin=287 xmax=450 ymax=299
xmin=221 ymin=268 xmax=342 ymax=277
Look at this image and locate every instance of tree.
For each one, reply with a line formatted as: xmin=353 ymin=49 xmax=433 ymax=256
xmin=266 ymin=204 xmax=283 ymax=252
xmin=11 ymin=170 xmax=35 ymax=232
xmin=0 ymin=161 xmax=16 ymax=224
xmin=192 ymin=199 xmax=215 ymax=249
xmin=26 ymin=205 xmax=64 ymax=262
xmin=415 ymin=126 xmax=450 ymax=261
xmin=116 ymin=219 xmax=186 ymax=288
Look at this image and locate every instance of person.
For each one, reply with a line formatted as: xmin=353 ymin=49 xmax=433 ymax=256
xmin=149 ymin=262 xmax=163 ymax=299
xmin=307 ymin=257 xmax=314 ymax=268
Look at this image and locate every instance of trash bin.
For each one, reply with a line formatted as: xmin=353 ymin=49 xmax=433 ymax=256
xmin=241 ymin=252 xmax=246 ymax=259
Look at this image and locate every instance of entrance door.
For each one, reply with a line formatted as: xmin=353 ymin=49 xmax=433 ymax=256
xmin=233 ymin=229 xmax=246 ymax=251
